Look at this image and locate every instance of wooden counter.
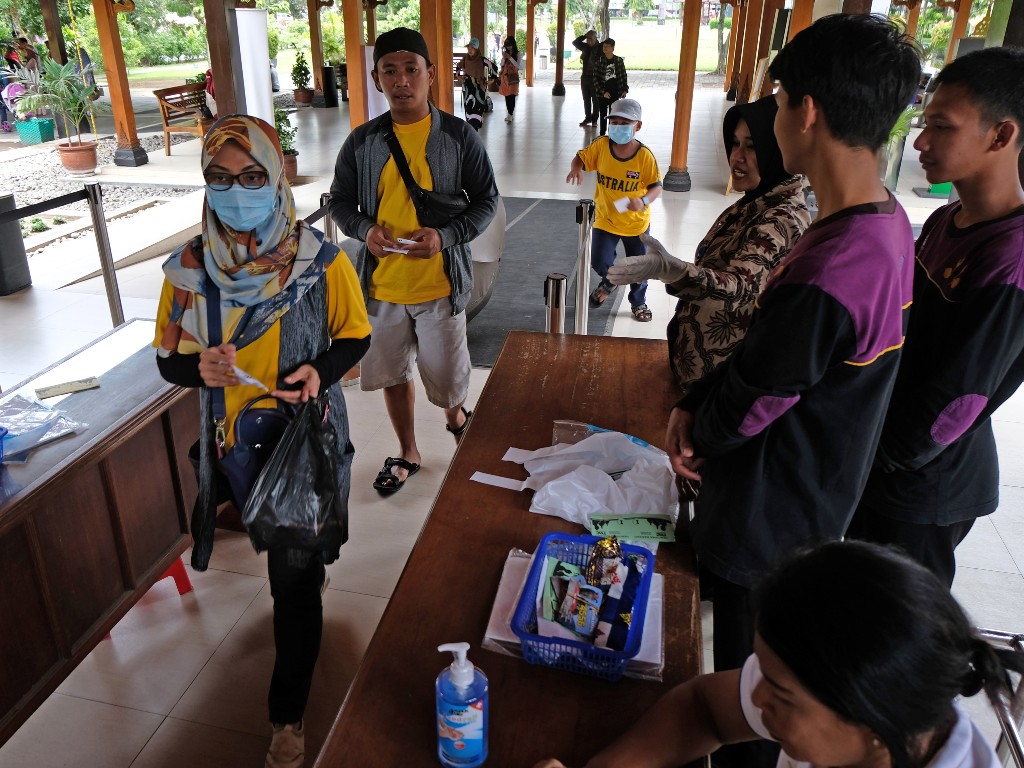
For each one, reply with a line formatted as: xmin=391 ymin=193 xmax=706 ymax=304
xmin=315 ymin=331 xmax=702 ymax=767
xmin=0 ymin=324 xmax=200 ymax=744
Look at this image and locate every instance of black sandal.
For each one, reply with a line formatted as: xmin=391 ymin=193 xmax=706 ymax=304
xmin=445 ymin=407 xmax=473 ymax=439
xmin=631 ymin=303 xmax=653 ymax=322
xmin=372 ymin=457 xmax=420 ymax=494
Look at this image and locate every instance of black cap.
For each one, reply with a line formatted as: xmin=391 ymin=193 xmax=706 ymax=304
xmin=373 ymin=27 xmax=432 ymax=68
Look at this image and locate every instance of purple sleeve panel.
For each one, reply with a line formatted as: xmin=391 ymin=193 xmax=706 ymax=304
xmin=762 ymin=203 xmax=915 ymax=366
xmin=930 ymin=394 xmax=990 ymax=445
xmin=738 ymin=393 xmax=802 ymax=437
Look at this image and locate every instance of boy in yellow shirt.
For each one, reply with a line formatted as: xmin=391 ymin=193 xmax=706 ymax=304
xmin=567 ymin=99 xmax=662 ymax=322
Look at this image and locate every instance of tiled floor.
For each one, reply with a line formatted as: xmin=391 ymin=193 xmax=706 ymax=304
xmin=1 ymin=79 xmax=1021 ymax=766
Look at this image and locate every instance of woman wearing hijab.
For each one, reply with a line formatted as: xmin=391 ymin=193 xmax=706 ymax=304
xmin=608 ymin=95 xmax=811 ymax=393
xmin=154 ymin=115 xmax=371 ymax=768
xmin=498 ymin=36 xmax=522 ymax=123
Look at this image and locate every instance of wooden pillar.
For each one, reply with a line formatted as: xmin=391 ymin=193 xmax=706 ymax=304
xmin=736 ymin=0 xmax=764 ymax=103
xmin=553 ymin=0 xmax=567 ymax=95
xmin=663 ymin=0 xmax=702 ymax=191
xmin=946 ymin=0 xmax=973 ymax=62
xmin=471 ymin=0 xmax=486 ymax=52
xmin=204 ymin=0 xmax=239 ymax=116
xmin=725 ymin=1 xmax=746 ymax=95
xmin=40 ymin=0 xmax=66 ymax=64
xmin=526 ymin=1 xmax=535 ymax=85
xmin=788 ymin=0 xmax=814 ymax=39
xmin=757 ymin=0 xmax=783 ymax=98
xmin=904 ymin=0 xmax=922 ymax=38
xmin=507 ymin=0 xmax=515 ymax=42
xmin=91 ymin=0 xmax=148 ymax=166
xmin=307 ymin=0 xmax=326 ymax=93
xmin=421 ymin=0 xmax=455 ymax=113
xmin=842 ymin=0 xmax=871 ymax=12
xmin=342 ymin=0 xmax=368 ymax=128
xmin=365 ymin=0 xmax=377 ymax=43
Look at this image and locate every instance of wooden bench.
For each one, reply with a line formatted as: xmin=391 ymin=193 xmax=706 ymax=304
xmin=152 ymin=82 xmax=215 ymax=156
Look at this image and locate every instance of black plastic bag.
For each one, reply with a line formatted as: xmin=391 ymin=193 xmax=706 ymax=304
xmin=242 ymin=398 xmax=347 ymax=559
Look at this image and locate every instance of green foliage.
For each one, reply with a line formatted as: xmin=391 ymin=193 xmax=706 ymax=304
xmin=280 ymin=20 xmax=310 ymax=50
xmin=572 ymin=19 xmax=587 ymax=39
xmin=888 ymin=105 xmax=921 ymax=147
xmin=377 ymin=0 xmax=420 ymax=34
xmin=1 ymin=0 xmax=91 ymax=39
xmin=291 ymin=49 xmax=311 ymax=90
xmin=274 ymin=106 xmax=296 ymax=154
xmin=186 ymin=70 xmax=207 ymax=85
xmin=515 ymin=28 xmax=527 ymax=53
xmin=320 ymin=10 xmax=344 ymax=64
xmin=18 ymin=56 xmax=105 ymax=143
xmin=30 ymin=217 xmax=48 ymax=232
xmin=268 ymin=26 xmax=280 ymax=60
xmin=709 ymin=17 xmax=732 ymax=30
xmin=52 ymin=216 xmax=66 ymax=224
xmin=65 ymin=8 xmax=207 ymax=69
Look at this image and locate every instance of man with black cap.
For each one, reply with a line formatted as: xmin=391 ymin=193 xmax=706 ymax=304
xmin=329 ymin=27 xmax=498 ymax=495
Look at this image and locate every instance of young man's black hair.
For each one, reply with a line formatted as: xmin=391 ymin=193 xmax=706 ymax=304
xmin=768 ymin=13 xmax=921 ymax=151
xmin=933 ymin=45 xmax=1024 ymax=148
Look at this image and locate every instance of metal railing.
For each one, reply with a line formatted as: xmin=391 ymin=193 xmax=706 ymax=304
xmin=0 ymin=183 xmax=124 ymax=325
xmin=980 ymin=628 xmax=1024 ymax=768
xmin=574 ymin=199 xmax=595 ymax=336
xmin=307 ymin=193 xmax=337 ymax=243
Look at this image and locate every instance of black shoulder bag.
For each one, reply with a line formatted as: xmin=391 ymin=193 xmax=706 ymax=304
xmin=206 ymin=280 xmax=293 ymax=510
xmin=381 ymin=123 xmax=470 ymax=229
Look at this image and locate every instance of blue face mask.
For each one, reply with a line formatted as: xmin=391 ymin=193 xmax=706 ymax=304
xmin=206 ymin=184 xmax=277 ymax=231
xmin=607 ymin=124 xmax=636 ymax=145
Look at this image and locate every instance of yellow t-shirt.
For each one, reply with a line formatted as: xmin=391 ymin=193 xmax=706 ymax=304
xmin=153 ymin=251 xmax=371 ymax=446
xmin=371 ymin=114 xmax=450 ymax=304
xmin=577 ymin=136 xmax=662 ymax=236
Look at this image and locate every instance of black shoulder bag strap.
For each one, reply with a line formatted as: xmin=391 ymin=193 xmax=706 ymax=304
xmin=205 ymin=277 xmax=229 ymax=453
xmin=381 ymin=122 xmax=424 ymax=201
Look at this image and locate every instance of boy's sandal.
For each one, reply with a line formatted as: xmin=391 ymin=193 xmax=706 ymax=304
xmin=445 ymin=407 xmax=473 ymax=439
xmin=631 ymin=304 xmax=653 ymax=322
xmin=590 ymin=285 xmax=611 ymax=306
xmin=372 ymin=457 xmax=420 ymax=494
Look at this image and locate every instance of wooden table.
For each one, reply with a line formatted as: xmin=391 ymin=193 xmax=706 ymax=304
xmin=316 ymin=331 xmax=702 ymax=767
xmin=0 ymin=323 xmax=199 ymax=744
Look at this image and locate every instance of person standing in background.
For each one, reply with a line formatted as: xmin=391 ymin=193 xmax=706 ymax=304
xmin=498 ymin=36 xmax=522 ymax=124
xmin=593 ymin=39 xmax=628 ymax=136
xmin=572 ymin=29 xmax=600 ymax=127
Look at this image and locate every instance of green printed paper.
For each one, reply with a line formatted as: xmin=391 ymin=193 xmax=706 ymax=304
xmin=589 ymin=514 xmax=676 ymax=542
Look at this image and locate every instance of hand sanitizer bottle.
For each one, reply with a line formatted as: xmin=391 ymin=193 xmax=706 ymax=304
xmin=436 ymin=642 xmax=488 ymax=767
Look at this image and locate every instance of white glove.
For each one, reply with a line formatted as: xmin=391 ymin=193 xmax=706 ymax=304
xmin=607 ymin=234 xmax=689 ymax=285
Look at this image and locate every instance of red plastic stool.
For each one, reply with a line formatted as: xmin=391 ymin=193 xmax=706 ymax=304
xmin=103 ymin=556 xmax=193 ymax=639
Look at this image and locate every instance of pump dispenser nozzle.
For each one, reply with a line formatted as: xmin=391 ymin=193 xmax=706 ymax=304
xmin=438 ymin=642 xmax=474 ymax=689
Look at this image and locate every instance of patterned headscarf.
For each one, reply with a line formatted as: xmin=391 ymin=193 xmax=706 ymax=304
xmin=159 ymin=114 xmax=330 ymax=355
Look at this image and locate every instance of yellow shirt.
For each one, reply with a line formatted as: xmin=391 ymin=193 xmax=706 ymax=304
xmin=371 ymin=114 xmax=450 ymax=304
xmin=153 ymin=251 xmax=371 ymax=446
xmin=577 ymin=137 xmax=662 ymax=236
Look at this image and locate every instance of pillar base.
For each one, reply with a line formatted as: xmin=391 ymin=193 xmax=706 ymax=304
xmin=551 ymin=82 xmax=566 ymax=96
xmin=114 ymin=145 xmax=149 ymax=167
xmin=663 ymin=169 xmax=692 ymax=192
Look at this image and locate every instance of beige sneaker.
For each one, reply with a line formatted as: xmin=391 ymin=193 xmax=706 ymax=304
xmin=266 ymin=722 xmax=304 ymax=768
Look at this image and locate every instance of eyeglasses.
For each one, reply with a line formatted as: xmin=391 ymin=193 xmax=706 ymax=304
xmin=204 ymin=170 xmax=270 ymax=191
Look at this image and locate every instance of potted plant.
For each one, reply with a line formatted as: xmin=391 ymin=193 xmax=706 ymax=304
xmin=880 ymin=104 xmax=920 ymax=190
xmin=292 ymin=50 xmax=313 ymax=106
xmin=274 ymin=106 xmax=298 ymax=182
xmin=18 ymin=57 xmax=104 ymax=176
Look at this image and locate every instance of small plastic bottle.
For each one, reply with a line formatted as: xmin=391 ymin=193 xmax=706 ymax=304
xmin=436 ymin=642 xmax=489 ymax=767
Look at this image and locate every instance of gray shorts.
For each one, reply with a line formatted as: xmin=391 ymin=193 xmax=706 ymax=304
xmin=360 ymin=297 xmax=471 ymax=409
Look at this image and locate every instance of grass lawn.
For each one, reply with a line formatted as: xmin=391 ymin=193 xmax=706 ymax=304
xmin=120 ymin=19 xmax=723 ymax=88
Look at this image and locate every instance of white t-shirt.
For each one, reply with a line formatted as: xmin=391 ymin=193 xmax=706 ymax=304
xmin=738 ymin=655 xmax=1001 ymax=768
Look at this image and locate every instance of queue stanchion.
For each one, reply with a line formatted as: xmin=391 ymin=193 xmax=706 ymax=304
xmin=85 ymin=183 xmax=125 ymax=326
xmin=320 ymin=193 xmax=338 ymax=243
xmin=574 ymin=199 xmax=595 ymax=335
xmin=544 ymin=272 xmax=567 ymax=334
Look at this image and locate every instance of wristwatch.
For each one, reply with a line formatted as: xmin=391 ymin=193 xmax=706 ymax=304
xmin=640 ymin=195 xmax=650 ymax=207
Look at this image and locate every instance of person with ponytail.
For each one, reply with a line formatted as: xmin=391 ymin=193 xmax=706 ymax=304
xmin=534 ymin=540 xmax=1024 ymax=768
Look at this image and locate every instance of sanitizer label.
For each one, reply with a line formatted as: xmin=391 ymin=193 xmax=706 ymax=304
xmin=437 ymin=699 xmax=485 ymax=766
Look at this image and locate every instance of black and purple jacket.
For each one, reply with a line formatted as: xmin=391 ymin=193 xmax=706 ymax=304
xmin=677 ymin=198 xmax=915 ymax=588
xmin=859 ymin=203 xmax=1024 ymax=525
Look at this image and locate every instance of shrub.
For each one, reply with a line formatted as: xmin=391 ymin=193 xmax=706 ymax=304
xmin=268 ymin=27 xmax=280 ymax=60
xmin=30 ymin=217 xmax=48 ymax=232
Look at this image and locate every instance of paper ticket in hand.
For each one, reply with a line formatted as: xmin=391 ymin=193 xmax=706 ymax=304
xmin=614 ymin=197 xmax=631 ymax=213
xmin=383 ymin=237 xmax=417 ymax=255
xmin=233 ymin=365 xmax=269 ymax=392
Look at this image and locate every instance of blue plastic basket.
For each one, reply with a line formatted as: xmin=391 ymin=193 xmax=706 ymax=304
xmin=511 ymin=532 xmax=654 ymax=681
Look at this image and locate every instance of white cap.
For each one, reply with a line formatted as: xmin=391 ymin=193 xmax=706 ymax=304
xmin=608 ymin=98 xmax=642 ymax=122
